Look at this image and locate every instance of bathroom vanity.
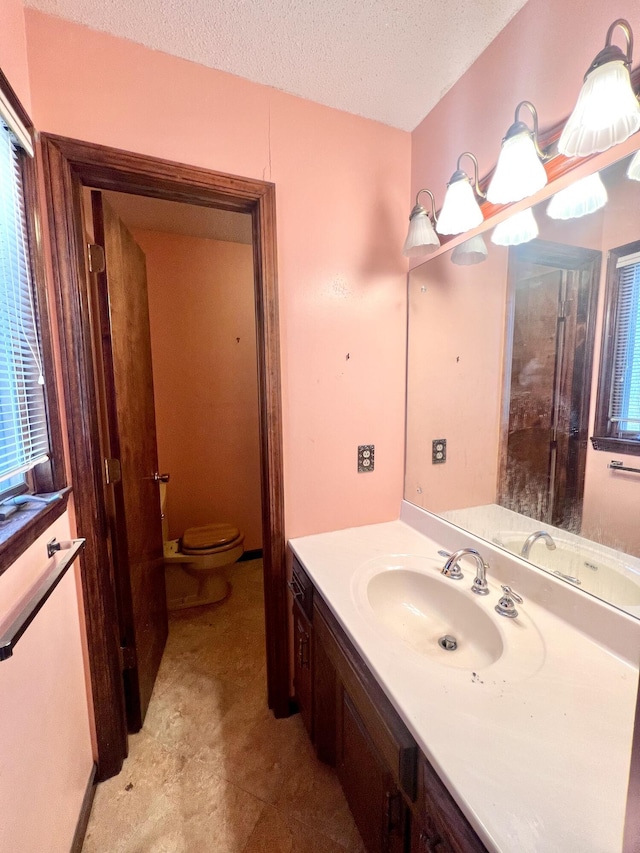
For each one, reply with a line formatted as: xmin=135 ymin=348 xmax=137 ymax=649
xmin=289 ymin=503 xmax=639 ymax=853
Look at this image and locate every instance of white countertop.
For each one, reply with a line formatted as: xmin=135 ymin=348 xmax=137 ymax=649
xmin=289 ymin=513 xmax=639 ymax=853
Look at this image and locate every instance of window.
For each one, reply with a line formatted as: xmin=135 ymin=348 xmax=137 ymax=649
xmin=592 ymin=240 xmax=640 ymax=454
xmin=0 ymin=107 xmax=49 ymax=498
xmin=0 ymin=69 xmax=67 ymax=566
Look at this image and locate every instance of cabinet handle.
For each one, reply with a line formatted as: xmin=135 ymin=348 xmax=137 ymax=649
xmin=297 ymin=634 xmax=310 ymax=668
xmin=288 ymin=577 xmax=304 ymax=600
xmin=384 ymin=790 xmax=401 ymax=839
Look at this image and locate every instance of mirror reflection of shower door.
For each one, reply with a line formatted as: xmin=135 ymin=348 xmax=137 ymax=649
xmin=500 ymin=241 xmax=600 ymax=531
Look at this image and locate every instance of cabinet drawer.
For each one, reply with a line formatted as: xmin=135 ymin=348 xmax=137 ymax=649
xmin=314 ymin=595 xmax=417 ymax=801
xmin=290 ymin=556 xmax=314 ymax=620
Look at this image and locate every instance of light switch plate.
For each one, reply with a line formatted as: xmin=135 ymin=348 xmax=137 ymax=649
xmin=358 ymin=445 xmax=374 ymax=472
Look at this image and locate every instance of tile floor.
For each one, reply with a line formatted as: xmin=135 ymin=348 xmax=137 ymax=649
xmin=82 ymin=559 xmax=365 ymax=853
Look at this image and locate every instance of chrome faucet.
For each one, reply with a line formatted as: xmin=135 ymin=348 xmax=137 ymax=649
xmin=520 ymin=530 xmax=556 ymax=560
xmin=441 ymin=548 xmax=490 ymax=595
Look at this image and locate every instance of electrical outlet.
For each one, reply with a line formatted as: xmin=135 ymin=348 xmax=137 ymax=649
xmin=432 ymin=439 xmax=446 ymax=464
xmin=358 ymin=445 xmax=374 ymax=472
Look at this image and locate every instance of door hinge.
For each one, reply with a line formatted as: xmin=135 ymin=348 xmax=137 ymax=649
xmin=120 ymin=644 xmax=137 ymax=670
xmin=104 ymin=457 xmax=122 ymax=485
xmin=87 ymin=242 xmax=106 ymax=274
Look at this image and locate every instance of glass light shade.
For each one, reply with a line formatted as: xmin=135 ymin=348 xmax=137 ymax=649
xmin=402 ymin=210 xmax=440 ymax=257
xmin=547 ymin=172 xmax=608 ymax=220
xmin=436 ymin=178 xmax=484 ymax=235
xmin=486 ymin=132 xmax=548 ymax=204
xmin=627 ymin=150 xmax=640 ymax=181
xmin=491 ymin=208 xmax=539 ymax=247
xmin=558 ymin=61 xmax=640 ymax=157
xmin=450 ymin=234 xmax=488 ymax=266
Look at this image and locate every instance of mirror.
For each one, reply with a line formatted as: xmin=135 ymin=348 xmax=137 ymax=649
xmin=405 ymin=149 xmax=640 ymax=619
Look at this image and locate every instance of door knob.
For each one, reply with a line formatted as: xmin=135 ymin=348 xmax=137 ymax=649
xmin=153 ymin=473 xmax=170 ymax=483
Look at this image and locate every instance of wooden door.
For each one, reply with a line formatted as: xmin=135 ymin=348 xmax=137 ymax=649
xmin=503 ymin=265 xmax=562 ymax=523
xmin=501 ymin=241 xmax=600 ymax=531
xmin=91 ymin=191 xmax=168 ymax=730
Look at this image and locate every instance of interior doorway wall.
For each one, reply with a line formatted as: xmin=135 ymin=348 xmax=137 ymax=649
xmin=40 ymin=134 xmax=288 ymax=781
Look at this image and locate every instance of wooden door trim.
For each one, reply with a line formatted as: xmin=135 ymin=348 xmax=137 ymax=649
xmin=39 ymin=134 xmax=289 ymax=780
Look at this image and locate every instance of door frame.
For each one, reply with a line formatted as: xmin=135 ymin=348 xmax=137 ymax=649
xmin=39 ymin=134 xmax=289 ymax=781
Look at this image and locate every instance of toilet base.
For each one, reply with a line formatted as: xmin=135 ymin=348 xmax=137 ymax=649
xmin=165 ymin=564 xmax=231 ymax=611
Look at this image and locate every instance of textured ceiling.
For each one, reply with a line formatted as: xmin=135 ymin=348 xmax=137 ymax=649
xmin=25 ymin=0 xmax=529 ymax=130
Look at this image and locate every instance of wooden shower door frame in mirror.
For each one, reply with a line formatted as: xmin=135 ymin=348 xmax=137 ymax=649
xmin=39 ymin=134 xmax=288 ymax=781
xmin=498 ymin=240 xmax=601 ymax=532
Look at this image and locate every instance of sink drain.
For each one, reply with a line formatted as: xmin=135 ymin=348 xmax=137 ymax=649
xmin=438 ymin=634 xmax=458 ymax=651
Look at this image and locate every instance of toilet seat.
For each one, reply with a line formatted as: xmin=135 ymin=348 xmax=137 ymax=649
xmin=181 ymin=523 xmax=244 ymax=555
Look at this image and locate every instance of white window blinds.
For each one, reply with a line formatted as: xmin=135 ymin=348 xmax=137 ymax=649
xmin=610 ymin=254 xmax=640 ymax=432
xmin=0 ymin=118 xmax=49 ymax=482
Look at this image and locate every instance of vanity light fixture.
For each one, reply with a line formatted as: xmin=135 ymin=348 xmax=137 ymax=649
xmin=450 ymin=234 xmax=488 ymax=266
xmin=558 ymin=19 xmax=640 ymax=158
xmin=436 ymin=153 xmax=486 ymax=236
xmin=546 ymin=171 xmax=608 ymax=220
xmin=626 ymin=149 xmax=640 ymax=180
xmin=487 ymin=101 xmax=550 ymax=204
xmin=491 ymin=208 xmax=539 ymax=247
xmin=402 ymin=189 xmax=440 ymax=257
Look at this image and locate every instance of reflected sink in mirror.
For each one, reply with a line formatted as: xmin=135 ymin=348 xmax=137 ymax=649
xmin=351 ymin=554 xmax=545 ymax=678
xmin=496 ymin=533 xmax=640 ymax=610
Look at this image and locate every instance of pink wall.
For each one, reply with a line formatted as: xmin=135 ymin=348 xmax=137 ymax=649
xmin=0 ymin=4 xmax=94 ymax=850
xmin=139 ymin=230 xmax=263 ymax=549
xmin=0 ymin=521 xmax=93 ymax=853
xmin=0 ymin=0 xmax=30 ymax=110
xmin=405 ymin=244 xmax=508 ymax=513
xmin=24 ymin=11 xmax=411 ymax=539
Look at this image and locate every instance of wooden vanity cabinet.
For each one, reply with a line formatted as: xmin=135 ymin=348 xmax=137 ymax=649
xmin=291 ymin=561 xmax=488 ymax=853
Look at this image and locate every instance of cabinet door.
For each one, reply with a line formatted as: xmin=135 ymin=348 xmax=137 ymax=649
xmin=313 ymin=616 xmax=337 ymax=765
xmin=338 ymin=687 xmax=407 ymax=853
xmin=293 ymin=600 xmax=314 ymax=738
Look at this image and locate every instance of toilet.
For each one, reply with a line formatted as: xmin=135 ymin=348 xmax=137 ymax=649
xmin=160 ymin=484 xmax=245 ymax=610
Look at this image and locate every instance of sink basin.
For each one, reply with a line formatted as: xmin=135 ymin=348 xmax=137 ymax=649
xmin=356 ymin=555 xmax=504 ymax=670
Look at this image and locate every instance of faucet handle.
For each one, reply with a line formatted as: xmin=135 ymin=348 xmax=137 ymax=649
xmin=495 ymin=585 xmax=523 ymax=618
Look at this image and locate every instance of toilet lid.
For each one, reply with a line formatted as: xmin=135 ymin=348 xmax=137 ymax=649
xmin=182 ymin=523 xmax=242 ymax=552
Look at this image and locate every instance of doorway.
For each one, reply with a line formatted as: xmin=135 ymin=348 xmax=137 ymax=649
xmin=499 ymin=239 xmax=601 ymax=531
xmin=40 ymin=134 xmax=289 ymax=781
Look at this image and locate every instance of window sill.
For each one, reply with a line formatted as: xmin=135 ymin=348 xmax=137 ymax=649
xmin=590 ymin=436 xmax=640 ymax=456
xmin=0 ymin=489 xmax=72 ymax=576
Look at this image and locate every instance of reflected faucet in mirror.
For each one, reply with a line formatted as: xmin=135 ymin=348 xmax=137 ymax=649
xmin=521 ymin=530 xmax=556 ymax=559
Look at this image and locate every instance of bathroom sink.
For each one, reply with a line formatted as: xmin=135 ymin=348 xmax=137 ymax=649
xmin=352 ymin=555 xmax=504 ymax=670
